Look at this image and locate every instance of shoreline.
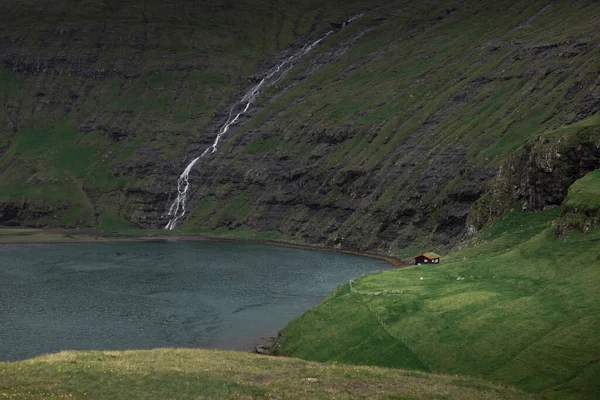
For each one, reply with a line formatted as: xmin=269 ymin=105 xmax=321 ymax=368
xmin=0 ymin=227 xmax=407 ymax=267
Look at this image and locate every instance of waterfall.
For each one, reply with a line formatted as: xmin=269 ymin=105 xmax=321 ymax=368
xmin=165 ymin=17 xmax=361 ymax=230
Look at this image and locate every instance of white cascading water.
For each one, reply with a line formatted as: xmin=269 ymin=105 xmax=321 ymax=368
xmin=164 ymin=31 xmax=336 ymax=230
xmin=164 ymin=13 xmax=369 ymax=230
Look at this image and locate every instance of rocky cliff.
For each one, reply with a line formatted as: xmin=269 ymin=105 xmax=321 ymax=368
xmin=1 ymin=0 xmax=599 ymax=254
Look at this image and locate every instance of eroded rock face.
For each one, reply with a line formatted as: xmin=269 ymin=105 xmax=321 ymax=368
xmin=0 ymin=202 xmax=21 ymax=225
xmin=468 ymin=140 xmax=600 ymax=233
xmin=0 ymin=201 xmax=65 ymax=226
xmin=178 ymin=101 xmax=497 ymax=253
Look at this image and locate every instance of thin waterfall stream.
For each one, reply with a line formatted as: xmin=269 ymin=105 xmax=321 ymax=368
xmin=164 ymin=16 xmax=362 ymax=230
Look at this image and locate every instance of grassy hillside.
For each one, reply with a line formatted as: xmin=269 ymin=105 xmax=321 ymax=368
xmin=0 ymin=349 xmax=533 ymax=399
xmin=1 ymin=0 xmax=599 ymax=254
xmin=275 ymin=171 xmax=600 ymax=399
xmin=0 ymin=0 xmax=384 ymax=229
xmin=178 ymin=0 xmax=600 ymax=251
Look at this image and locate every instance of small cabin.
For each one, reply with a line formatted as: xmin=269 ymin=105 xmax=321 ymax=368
xmin=414 ymin=252 xmax=441 ymax=265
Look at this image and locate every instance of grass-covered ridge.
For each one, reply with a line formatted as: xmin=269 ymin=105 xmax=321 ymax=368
xmin=0 ymin=349 xmax=533 ymax=399
xmin=275 ymin=205 xmax=600 ymax=398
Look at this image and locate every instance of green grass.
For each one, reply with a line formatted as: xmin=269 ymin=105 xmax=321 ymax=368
xmin=97 ymin=213 xmax=135 ymax=231
xmin=558 ymin=169 xmax=600 ymax=233
xmin=0 ymin=120 xmax=140 ymax=227
xmin=274 ymin=283 xmax=430 ymax=371
xmin=0 ymin=349 xmax=533 ymax=400
xmin=179 ymin=224 xmax=285 ymax=242
xmin=564 ymin=169 xmax=600 ymax=211
xmin=245 ymin=138 xmax=280 ymax=154
xmin=276 ymin=207 xmax=600 ymax=398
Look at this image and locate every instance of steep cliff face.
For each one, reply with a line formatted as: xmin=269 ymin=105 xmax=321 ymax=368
xmin=468 ymin=121 xmax=600 ymax=233
xmin=0 ymin=0 xmax=379 ymax=228
xmin=177 ymin=0 xmax=600 ymax=253
xmin=1 ymin=0 xmax=600 ymax=253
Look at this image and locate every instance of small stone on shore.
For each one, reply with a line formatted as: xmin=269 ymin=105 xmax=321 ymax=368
xmin=255 ymin=345 xmax=270 ymax=355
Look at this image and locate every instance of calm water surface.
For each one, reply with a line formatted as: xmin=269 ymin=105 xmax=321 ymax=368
xmin=0 ymin=241 xmax=389 ymax=361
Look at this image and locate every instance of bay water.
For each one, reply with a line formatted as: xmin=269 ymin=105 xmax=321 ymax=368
xmin=0 ymin=241 xmax=389 ymax=360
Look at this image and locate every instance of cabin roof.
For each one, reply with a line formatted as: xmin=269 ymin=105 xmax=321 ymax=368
xmin=414 ymin=252 xmax=441 ymax=260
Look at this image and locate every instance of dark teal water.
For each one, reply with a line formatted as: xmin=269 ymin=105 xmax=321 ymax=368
xmin=0 ymin=241 xmax=389 ymax=361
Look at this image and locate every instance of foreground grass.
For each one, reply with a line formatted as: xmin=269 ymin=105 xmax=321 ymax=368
xmin=0 ymin=349 xmax=532 ymax=400
xmin=276 ymin=174 xmax=600 ymax=399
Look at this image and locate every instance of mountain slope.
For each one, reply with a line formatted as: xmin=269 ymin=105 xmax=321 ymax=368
xmin=178 ymin=0 xmax=600 ymax=254
xmin=1 ymin=0 xmax=599 ymax=253
xmin=0 ymin=0 xmax=383 ymax=230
